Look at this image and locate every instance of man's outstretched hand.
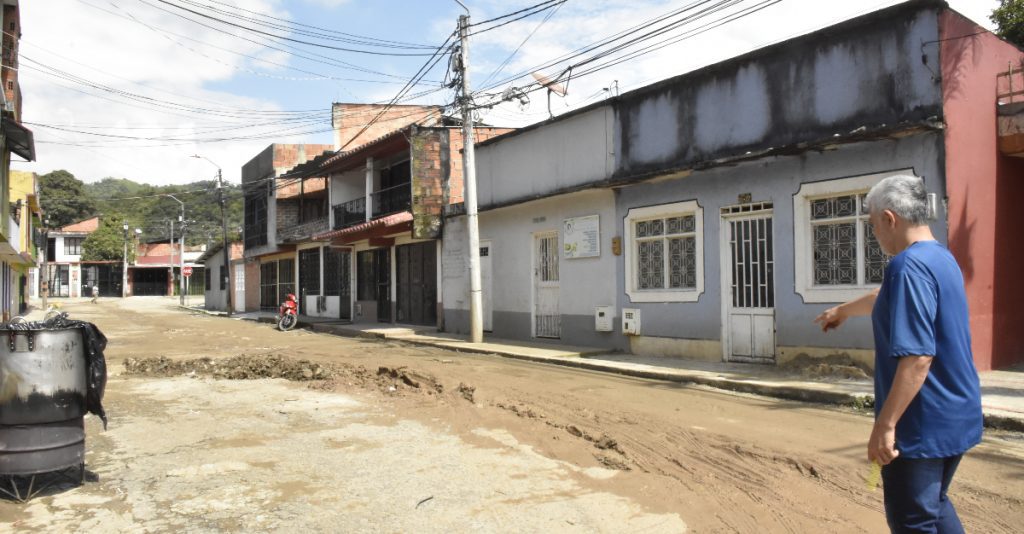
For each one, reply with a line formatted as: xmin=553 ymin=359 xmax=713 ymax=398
xmin=814 ymin=306 xmax=846 ymax=332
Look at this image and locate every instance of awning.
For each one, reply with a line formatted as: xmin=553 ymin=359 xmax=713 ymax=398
xmin=313 ymin=211 xmax=413 ymax=244
xmin=2 ymin=118 xmax=35 ymax=161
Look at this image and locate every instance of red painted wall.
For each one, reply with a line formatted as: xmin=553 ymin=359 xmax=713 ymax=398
xmin=941 ymin=11 xmax=1024 ymax=370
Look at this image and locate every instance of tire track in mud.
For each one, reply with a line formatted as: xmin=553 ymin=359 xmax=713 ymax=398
xmin=100 ymin=300 xmax=1024 ymax=533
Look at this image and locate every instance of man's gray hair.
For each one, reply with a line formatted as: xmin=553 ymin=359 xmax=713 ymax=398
xmin=864 ymin=174 xmax=929 ymax=225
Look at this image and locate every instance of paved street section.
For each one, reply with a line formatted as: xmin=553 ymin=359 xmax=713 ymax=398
xmin=2 ymin=297 xmax=1022 ymax=532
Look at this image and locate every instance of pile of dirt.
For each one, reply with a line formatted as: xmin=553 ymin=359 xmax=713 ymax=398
xmin=780 ymin=353 xmax=871 ymax=380
xmin=124 ymin=353 xmax=333 ymax=381
xmin=123 ymin=356 xmax=452 ymax=399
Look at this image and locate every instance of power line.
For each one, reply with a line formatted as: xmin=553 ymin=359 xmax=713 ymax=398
xmin=478 ymin=0 xmax=565 ymax=89
xmin=151 ymin=0 xmax=443 ymax=56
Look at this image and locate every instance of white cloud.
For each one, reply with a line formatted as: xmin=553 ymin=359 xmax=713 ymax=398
xmin=12 ymin=0 xmax=1001 ymax=186
xmin=16 ymin=0 xmax=323 ymax=185
xmin=469 ymin=0 xmax=1000 ymax=127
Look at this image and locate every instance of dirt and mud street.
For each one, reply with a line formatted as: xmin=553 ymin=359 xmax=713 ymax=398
xmin=2 ymin=298 xmax=1022 ymax=532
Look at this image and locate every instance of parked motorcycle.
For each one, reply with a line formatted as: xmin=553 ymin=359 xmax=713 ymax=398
xmin=278 ymin=293 xmax=298 ymax=331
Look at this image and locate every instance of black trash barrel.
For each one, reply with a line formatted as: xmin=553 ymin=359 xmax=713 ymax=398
xmin=0 ymin=327 xmax=87 ymax=475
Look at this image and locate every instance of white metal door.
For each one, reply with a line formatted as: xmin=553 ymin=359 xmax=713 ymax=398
xmin=234 ymin=264 xmax=246 ymax=313
xmin=480 ymin=241 xmax=493 ymax=332
xmin=533 ymin=233 xmax=560 ymax=338
xmin=723 ymin=208 xmax=775 ymax=363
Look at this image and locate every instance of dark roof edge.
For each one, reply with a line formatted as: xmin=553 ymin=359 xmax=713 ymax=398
xmin=475 ymin=0 xmax=949 ymax=150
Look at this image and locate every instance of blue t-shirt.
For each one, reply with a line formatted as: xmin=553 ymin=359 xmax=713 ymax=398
xmin=871 ymin=240 xmax=982 ymax=458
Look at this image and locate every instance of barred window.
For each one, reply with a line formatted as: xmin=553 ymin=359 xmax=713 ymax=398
xmin=810 ymin=193 xmax=887 ymax=286
xmin=64 ymin=237 xmax=83 ymax=256
xmin=635 ymin=215 xmax=697 ymax=290
xmin=624 ymin=201 xmax=704 ymax=303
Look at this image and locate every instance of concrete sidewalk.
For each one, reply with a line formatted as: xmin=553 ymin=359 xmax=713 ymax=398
xmin=213 ymin=308 xmax=1024 ymax=432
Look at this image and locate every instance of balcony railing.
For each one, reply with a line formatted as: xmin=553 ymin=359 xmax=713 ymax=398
xmin=277 ymin=217 xmax=329 ymax=243
xmin=333 ymin=197 xmax=366 ymax=230
xmin=372 ymin=182 xmax=412 ymax=218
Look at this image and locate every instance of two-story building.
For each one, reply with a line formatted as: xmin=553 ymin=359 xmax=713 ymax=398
xmin=45 ymin=216 xmax=126 ymax=298
xmin=275 ymin=113 xmax=512 ymax=327
xmin=442 ymin=0 xmax=1024 ymax=371
xmin=241 ymin=143 xmax=335 ymax=314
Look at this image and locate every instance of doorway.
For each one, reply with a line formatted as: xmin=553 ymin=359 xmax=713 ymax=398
xmin=721 ymin=203 xmax=775 ymax=363
xmin=396 ymin=241 xmax=437 ymax=326
xmin=533 ymin=232 xmax=560 ymax=338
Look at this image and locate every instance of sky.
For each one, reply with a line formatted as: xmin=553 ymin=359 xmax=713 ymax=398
xmin=15 ymin=0 xmax=1000 ymax=186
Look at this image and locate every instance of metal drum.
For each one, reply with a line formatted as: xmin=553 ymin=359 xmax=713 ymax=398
xmin=0 ymin=328 xmax=87 ymax=475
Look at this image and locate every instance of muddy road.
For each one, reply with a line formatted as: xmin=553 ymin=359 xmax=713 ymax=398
xmin=2 ymin=298 xmax=1022 ymax=532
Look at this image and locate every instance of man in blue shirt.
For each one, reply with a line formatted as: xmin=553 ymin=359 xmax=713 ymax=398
xmin=815 ymin=174 xmax=982 ymax=533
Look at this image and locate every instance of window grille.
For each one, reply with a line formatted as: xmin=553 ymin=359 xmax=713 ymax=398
xmin=260 ymin=262 xmax=277 ymax=311
xmin=810 ymin=193 xmax=887 ymax=286
xmin=636 ymin=215 xmax=696 ymax=290
xmin=299 ymin=248 xmax=321 ymax=295
xmin=323 ymin=248 xmax=351 ymax=297
xmin=537 ymin=235 xmax=559 ymax=281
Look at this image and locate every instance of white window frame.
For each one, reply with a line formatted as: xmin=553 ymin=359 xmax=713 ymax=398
xmin=624 ymin=200 xmax=704 ymax=303
xmin=793 ymin=168 xmax=915 ymax=303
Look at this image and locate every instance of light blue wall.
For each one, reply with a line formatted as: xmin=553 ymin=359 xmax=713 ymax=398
xmin=615 ymin=132 xmax=946 ymax=349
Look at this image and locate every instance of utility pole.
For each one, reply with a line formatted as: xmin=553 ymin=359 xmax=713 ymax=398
xmin=122 ymin=220 xmax=129 ymax=298
xmin=456 ymin=9 xmax=483 ymax=343
xmin=218 ymin=170 xmax=232 ymax=316
xmin=39 ymin=221 xmax=49 ymax=310
xmin=165 ymin=194 xmax=186 ymax=306
xmin=193 ymin=154 xmax=230 ymax=315
xmin=169 ymin=217 xmax=175 ymax=299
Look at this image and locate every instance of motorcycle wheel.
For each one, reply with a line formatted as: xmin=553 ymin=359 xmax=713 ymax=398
xmin=278 ymin=314 xmax=298 ymax=331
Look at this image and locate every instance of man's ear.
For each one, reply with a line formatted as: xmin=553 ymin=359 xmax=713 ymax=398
xmin=883 ymin=209 xmax=898 ymax=228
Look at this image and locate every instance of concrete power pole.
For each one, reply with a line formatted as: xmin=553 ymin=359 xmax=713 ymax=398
xmin=456 ymin=12 xmax=483 ymax=343
xmin=122 ymin=221 xmax=129 ymax=298
xmin=218 ymin=170 xmax=232 ymax=316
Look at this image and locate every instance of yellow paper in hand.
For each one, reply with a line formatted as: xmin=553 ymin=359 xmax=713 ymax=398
xmin=866 ymin=461 xmax=882 ymax=491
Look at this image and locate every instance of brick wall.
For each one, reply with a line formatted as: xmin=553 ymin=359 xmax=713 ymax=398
xmin=2 ymin=4 xmax=21 ymax=119
xmin=333 ymin=104 xmax=442 ymax=151
xmin=410 ymin=130 xmax=446 ymax=239
xmin=277 ymin=199 xmax=299 ymax=233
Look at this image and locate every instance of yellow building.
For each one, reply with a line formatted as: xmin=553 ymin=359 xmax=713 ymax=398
xmin=8 ymin=170 xmax=40 ymax=314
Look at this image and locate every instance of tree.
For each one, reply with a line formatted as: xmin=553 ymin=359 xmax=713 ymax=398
xmin=992 ymin=0 xmax=1024 ymax=48
xmin=39 ymin=170 xmax=96 ymax=228
xmin=82 ymin=216 xmax=137 ymax=262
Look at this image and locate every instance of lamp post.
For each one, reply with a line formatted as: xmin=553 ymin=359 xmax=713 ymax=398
xmin=122 ymin=221 xmax=129 ymax=298
xmin=192 ymin=154 xmax=231 ymax=315
xmin=164 ymin=194 xmax=186 ymax=305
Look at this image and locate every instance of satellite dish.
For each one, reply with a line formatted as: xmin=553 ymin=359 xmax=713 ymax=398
xmin=532 ymin=70 xmax=570 ymax=118
xmin=531 ymin=71 xmax=568 ymax=96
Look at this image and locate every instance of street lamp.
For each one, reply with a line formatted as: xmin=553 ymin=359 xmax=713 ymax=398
xmin=164 ymin=194 xmax=186 ymax=306
xmin=192 ymin=154 xmax=231 ymax=316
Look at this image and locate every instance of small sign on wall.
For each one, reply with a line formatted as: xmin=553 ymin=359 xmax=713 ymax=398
xmin=563 ymin=215 xmax=600 ymax=259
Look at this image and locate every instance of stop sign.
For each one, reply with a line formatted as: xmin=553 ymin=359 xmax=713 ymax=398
xmin=183 ymin=266 xmax=193 ymax=277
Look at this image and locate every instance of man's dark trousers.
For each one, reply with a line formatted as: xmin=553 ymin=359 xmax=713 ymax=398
xmin=882 ymin=455 xmax=964 ymax=533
